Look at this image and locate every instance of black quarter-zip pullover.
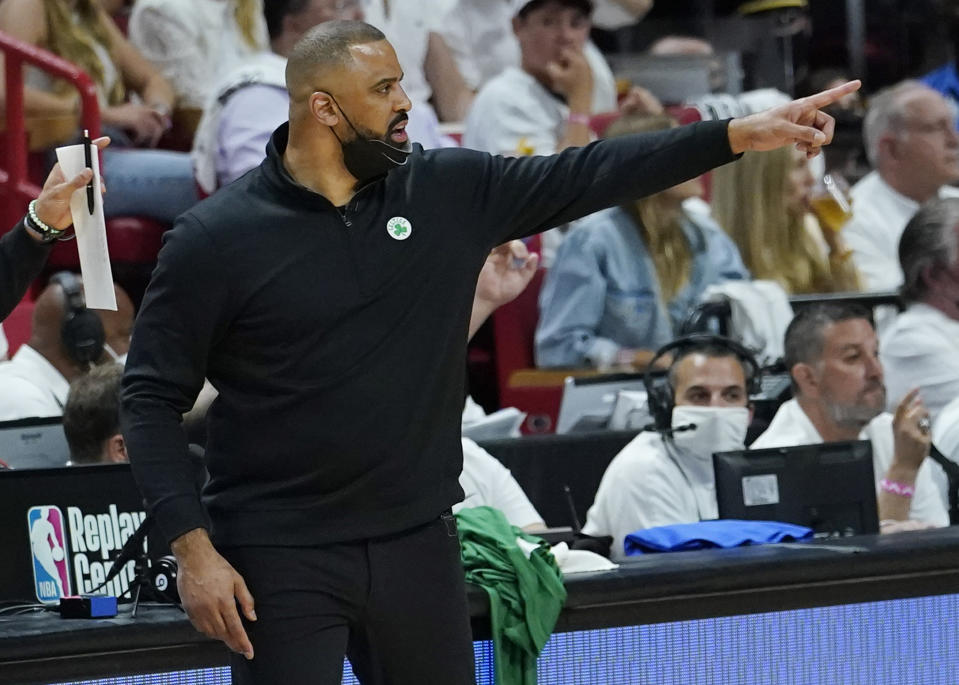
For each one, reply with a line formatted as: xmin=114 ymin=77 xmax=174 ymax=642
xmin=121 ymin=120 xmax=738 ymax=546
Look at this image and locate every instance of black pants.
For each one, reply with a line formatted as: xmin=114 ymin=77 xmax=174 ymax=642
xmin=221 ymin=512 xmax=476 ymax=685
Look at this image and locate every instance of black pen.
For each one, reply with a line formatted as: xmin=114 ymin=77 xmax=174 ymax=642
xmin=82 ymin=129 xmax=94 ymax=215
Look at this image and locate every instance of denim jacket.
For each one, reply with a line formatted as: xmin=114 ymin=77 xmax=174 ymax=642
xmin=535 ymin=206 xmax=749 ymax=368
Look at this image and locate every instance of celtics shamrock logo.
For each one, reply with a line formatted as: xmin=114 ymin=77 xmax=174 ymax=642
xmin=387 ymin=216 xmax=412 ymax=241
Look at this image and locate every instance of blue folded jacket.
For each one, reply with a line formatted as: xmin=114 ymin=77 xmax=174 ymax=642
xmin=624 ymin=519 xmax=813 ymax=556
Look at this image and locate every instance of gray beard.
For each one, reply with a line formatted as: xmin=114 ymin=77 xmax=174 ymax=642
xmin=823 ymin=399 xmax=883 ymax=431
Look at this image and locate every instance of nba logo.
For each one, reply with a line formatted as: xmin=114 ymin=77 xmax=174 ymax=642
xmin=27 ymin=506 xmax=71 ymax=603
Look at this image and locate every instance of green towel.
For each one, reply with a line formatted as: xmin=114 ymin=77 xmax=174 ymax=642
xmin=456 ymin=506 xmax=567 ymax=685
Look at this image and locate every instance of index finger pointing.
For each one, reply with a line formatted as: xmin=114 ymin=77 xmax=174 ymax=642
xmin=800 ymin=79 xmax=862 ymax=110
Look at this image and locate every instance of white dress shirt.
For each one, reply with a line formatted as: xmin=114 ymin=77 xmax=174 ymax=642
xmin=454 ymin=438 xmax=544 ymax=529
xmin=844 ymin=171 xmax=959 ymax=291
xmin=0 ymin=346 xmax=69 ymax=420
xmin=582 ymin=431 xmax=719 ymax=561
xmin=752 ymin=399 xmax=948 ymax=527
xmin=880 ymin=303 xmax=959 ymax=424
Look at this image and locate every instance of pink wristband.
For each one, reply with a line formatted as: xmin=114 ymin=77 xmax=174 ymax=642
xmin=567 ymin=112 xmax=590 ymax=127
xmin=879 ymin=478 xmax=915 ymax=497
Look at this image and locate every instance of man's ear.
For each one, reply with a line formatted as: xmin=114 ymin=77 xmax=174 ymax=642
xmin=310 ymin=91 xmax=339 ymax=127
xmin=790 ymin=362 xmax=818 ymax=398
xmin=879 ymin=132 xmax=901 ymax=162
xmin=107 ymin=434 xmax=127 ymax=464
xmin=512 ymin=15 xmax=523 ymax=37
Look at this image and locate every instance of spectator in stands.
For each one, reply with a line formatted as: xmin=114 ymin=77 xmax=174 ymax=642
xmin=752 ymin=303 xmax=947 ymax=532
xmin=0 ymin=0 xmax=198 ymax=223
xmin=441 ymin=0 xmax=622 ymax=113
xmin=711 ymin=144 xmax=861 ymax=294
xmin=842 ymin=81 xmax=959 ymax=292
xmin=881 ymin=198 xmax=959 ymax=424
xmin=0 ymin=138 xmax=108 ymax=322
xmin=0 ymin=278 xmax=133 ymax=421
xmin=192 ymin=0 xmax=363 ymax=193
xmin=455 ymin=438 xmax=546 ymax=531
xmin=464 ymin=0 xmax=661 ymax=159
xmin=582 ymin=339 xmax=754 ymax=560
xmin=129 ymin=0 xmax=268 ymax=110
xmin=535 ymin=114 xmax=749 ymax=370
xmin=63 ymin=363 xmax=127 ymax=465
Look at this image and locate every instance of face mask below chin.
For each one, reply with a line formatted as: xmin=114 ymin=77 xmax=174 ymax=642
xmin=669 ymin=405 xmax=750 ymax=458
xmin=339 ymin=134 xmax=412 ymax=183
xmin=327 ymin=94 xmax=412 ymax=183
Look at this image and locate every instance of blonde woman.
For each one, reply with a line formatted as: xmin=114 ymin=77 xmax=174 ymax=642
xmin=535 ymin=115 xmax=750 ymax=370
xmin=711 ymin=145 xmax=860 ymax=294
xmin=0 ymin=0 xmax=198 ymax=223
xmin=129 ymin=0 xmax=268 ymax=109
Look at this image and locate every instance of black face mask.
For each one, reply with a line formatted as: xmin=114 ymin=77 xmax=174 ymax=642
xmin=328 ymin=95 xmax=411 ymax=183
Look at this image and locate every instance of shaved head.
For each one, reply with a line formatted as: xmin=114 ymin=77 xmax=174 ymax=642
xmin=286 ymin=20 xmax=386 ymax=102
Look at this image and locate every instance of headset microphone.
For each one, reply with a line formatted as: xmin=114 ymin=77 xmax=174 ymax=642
xmin=642 ymin=422 xmax=698 ymax=434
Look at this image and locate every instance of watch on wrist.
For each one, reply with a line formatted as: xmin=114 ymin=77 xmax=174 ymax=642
xmin=25 ymin=199 xmax=66 ymax=243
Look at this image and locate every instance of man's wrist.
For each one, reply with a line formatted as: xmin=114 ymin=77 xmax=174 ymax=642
xmin=882 ymin=462 xmax=920 ymax=494
xmin=170 ymin=527 xmax=213 ymax=563
xmin=726 ymin=117 xmax=750 ymax=155
xmin=25 ymin=200 xmax=66 ymax=243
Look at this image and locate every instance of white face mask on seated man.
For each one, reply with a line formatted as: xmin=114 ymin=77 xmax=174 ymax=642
xmin=670 ymin=405 xmax=750 ymax=457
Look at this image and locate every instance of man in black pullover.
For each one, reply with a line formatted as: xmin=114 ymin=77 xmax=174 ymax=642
xmin=120 ymin=20 xmax=859 ymax=684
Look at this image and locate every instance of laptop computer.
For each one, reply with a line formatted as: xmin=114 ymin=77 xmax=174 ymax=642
xmin=0 ymin=417 xmax=70 ymax=469
xmin=555 ymin=372 xmax=649 ymax=434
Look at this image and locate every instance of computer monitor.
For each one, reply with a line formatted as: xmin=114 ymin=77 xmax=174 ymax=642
xmin=555 ymin=372 xmax=648 ymax=435
xmin=0 ymin=417 xmax=70 ymax=469
xmin=713 ymin=440 xmax=879 ymax=537
xmin=0 ymin=464 xmax=168 ymax=604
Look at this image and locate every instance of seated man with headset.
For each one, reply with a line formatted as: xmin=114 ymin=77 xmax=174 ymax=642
xmin=0 ymin=272 xmax=134 ymax=421
xmin=582 ymin=335 xmax=758 ymax=561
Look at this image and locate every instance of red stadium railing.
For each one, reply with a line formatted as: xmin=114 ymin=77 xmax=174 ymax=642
xmin=0 ymin=30 xmax=101 ymax=230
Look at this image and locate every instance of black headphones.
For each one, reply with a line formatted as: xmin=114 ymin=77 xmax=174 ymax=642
xmin=50 ymin=271 xmax=105 ymax=366
xmin=643 ymin=335 xmax=762 ymax=431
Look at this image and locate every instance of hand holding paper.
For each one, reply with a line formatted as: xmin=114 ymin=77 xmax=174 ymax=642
xmin=36 ymin=136 xmax=109 ymax=230
xmin=55 ymin=136 xmax=116 ymax=311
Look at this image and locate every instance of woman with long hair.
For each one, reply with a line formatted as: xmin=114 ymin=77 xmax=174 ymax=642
xmin=711 ymin=145 xmax=860 ymax=294
xmin=0 ymin=0 xmax=198 ymax=223
xmin=535 ymin=114 xmax=750 ymax=370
